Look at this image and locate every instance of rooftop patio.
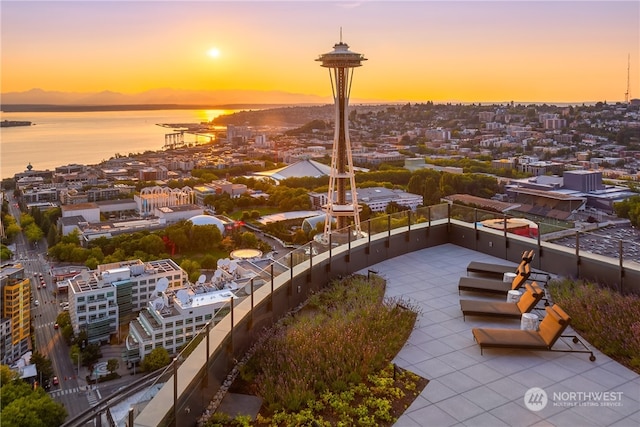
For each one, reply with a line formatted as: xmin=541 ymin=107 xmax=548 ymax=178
xmin=362 ymin=244 xmax=640 ymax=427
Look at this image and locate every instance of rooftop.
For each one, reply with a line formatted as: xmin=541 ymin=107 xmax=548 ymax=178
xmin=357 ymin=244 xmax=639 ymax=426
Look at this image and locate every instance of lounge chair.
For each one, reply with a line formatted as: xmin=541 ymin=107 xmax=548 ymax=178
xmin=466 ymin=250 xmax=532 ymax=276
xmin=466 ymin=249 xmax=550 ymax=283
xmin=471 ymin=304 xmax=596 ymax=361
xmin=458 ymin=263 xmax=531 ymax=295
xmin=460 ymin=281 xmax=545 ymax=320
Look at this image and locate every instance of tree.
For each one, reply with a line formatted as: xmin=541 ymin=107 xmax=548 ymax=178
xmin=141 ymin=347 xmax=171 ymax=372
xmin=29 ymin=351 xmax=53 ymax=383
xmin=0 ymin=364 xmax=19 ymax=386
xmin=82 ymin=343 xmax=102 ymax=368
xmin=1 ymin=391 xmax=67 ymax=426
xmin=1 ymin=245 xmax=13 ymax=261
xmin=106 ymin=358 xmax=119 ymax=375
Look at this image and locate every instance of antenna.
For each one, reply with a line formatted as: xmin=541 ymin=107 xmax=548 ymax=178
xmin=625 ymin=53 xmax=630 ymax=104
xmin=155 ymin=277 xmax=169 ymax=293
xmin=340 ymin=27 xmax=343 ymax=43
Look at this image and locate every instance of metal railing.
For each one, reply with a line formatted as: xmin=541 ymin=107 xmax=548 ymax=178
xmin=99 ymin=203 xmax=640 ymax=427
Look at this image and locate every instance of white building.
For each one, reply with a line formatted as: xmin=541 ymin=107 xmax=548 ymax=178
xmin=125 ymin=258 xmax=266 ymax=362
xmin=66 ymin=259 xmax=186 ymax=344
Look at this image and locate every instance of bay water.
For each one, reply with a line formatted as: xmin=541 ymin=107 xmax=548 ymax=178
xmin=0 ymin=109 xmax=238 ymax=180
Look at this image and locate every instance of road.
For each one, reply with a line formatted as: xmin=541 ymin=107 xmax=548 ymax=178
xmin=6 ymin=193 xmax=91 ymax=420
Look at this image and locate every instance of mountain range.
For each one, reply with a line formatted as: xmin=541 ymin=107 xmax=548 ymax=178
xmin=0 ymin=88 xmax=337 ymax=111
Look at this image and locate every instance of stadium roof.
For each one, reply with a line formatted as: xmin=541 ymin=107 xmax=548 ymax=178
xmin=253 ymin=159 xmax=331 ymax=181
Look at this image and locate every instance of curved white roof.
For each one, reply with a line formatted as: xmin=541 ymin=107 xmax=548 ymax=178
xmin=189 ymin=215 xmax=224 ymax=233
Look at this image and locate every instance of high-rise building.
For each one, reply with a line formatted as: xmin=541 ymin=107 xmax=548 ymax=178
xmin=316 ymin=36 xmax=367 ymax=242
xmin=0 ymin=264 xmax=31 ymax=365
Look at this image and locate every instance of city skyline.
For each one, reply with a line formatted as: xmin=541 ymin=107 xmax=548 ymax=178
xmin=1 ymin=1 xmax=639 ymax=104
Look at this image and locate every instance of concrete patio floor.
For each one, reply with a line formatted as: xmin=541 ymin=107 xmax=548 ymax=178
xmin=359 ymin=244 xmax=640 ymax=427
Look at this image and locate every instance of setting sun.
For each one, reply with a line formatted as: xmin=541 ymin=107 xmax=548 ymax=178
xmin=207 ymin=48 xmax=220 ymax=58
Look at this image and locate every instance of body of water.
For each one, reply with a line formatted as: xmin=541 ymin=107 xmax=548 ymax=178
xmin=0 ymin=109 xmax=237 ymax=179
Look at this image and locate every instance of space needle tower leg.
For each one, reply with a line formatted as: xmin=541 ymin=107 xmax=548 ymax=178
xmin=316 ymin=34 xmax=367 ymax=243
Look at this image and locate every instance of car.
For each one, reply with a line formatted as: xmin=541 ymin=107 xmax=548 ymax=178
xmin=54 ymin=323 xmax=59 ymax=329
xmin=34 ymin=300 xmax=39 ymax=306
xmin=52 ymin=376 xmax=59 ymax=386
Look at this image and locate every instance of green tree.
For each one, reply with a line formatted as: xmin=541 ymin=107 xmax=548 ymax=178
xmin=46 ymin=226 xmax=58 ymax=247
xmin=1 ymin=391 xmax=67 ymax=426
xmin=29 ymin=351 xmax=53 ymax=383
xmin=106 ymin=358 xmax=119 ymax=375
xmin=141 ymin=347 xmax=171 ymax=372
xmin=24 ymin=223 xmax=44 ymax=244
xmin=200 ymin=254 xmax=218 ymax=269
xmin=82 ymin=344 xmax=102 ymax=368
xmin=0 ymin=380 xmax=33 ymax=410
xmin=0 ymin=364 xmax=19 ymax=386
xmin=1 ymin=245 xmax=13 ymax=261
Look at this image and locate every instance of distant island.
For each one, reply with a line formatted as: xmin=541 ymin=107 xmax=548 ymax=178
xmin=0 ymin=120 xmax=32 ymax=127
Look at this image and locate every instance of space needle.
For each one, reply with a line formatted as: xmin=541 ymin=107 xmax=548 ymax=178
xmin=316 ymin=33 xmax=367 ymax=243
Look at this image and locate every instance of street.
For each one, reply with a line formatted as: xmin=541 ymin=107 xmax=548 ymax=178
xmin=6 ymin=193 xmax=91 ymax=420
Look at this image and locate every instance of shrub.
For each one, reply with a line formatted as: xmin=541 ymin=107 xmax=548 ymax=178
xmin=548 ymin=278 xmax=640 ymax=370
xmin=245 ymin=275 xmax=418 ymax=413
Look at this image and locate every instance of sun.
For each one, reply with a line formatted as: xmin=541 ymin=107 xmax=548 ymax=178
xmin=207 ymin=48 xmax=220 ymax=58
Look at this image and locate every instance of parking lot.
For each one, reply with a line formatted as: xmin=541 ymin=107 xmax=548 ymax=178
xmin=550 ymin=225 xmax=640 ymax=263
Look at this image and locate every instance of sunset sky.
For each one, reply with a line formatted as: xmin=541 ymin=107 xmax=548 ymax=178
xmin=1 ymin=1 xmax=638 ymax=104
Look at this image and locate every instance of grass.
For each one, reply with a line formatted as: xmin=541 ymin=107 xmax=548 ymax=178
xmin=547 ymin=278 xmax=640 ymax=372
xmin=203 ymin=274 xmax=427 ymax=426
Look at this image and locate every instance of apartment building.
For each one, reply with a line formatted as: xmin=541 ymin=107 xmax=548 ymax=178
xmin=0 ymin=264 xmax=31 ymax=365
xmin=66 ymin=259 xmax=186 ymax=344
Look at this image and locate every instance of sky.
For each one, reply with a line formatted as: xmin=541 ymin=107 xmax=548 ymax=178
xmin=1 ymin=0 xmax=639 ymax=104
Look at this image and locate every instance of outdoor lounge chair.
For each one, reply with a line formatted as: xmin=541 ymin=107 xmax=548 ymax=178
xmin=466 ymin=250 xmax=534 ymax=278
xmin=460 ymin=281 xmax=545 ymax=320
xmin=466 ymin=249 xmax=551 ymax=283
xmin=471 ymin=304 xmax=596 ymax=361
xmin=458 ymin=263 xmax=531 ymax=295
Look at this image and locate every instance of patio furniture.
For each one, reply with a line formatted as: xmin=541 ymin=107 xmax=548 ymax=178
xmin=471 ymin=304 xmax=596 ymax=361
xmin=466 ymin=249 xmax=550 ymax=283
xmin=466 ymin=249 xmax=534 ymax=278
xmin=458 ymin=263 xmax=531 ymax=295
xmin=460 ymin=281 xmax=545 ymax=320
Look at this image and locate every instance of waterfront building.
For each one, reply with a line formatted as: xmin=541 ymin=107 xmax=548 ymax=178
xmin=0 ymin=263 xmax=31 ymax=365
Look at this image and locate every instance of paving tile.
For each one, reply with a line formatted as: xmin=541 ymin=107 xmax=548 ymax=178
xmin=600 ymin=360 xmax=640 ymax=380
xmin=436 ymin=394 xmax=485 ymax=422
xmin=545 ymin=407 xmax=601 ymax=426
xmin=403 ymin=402 xmax=458 ymax=427
xmin=438 ymin=348 xmax=480 ymax=370
xmin=460 ymin=363 xmax=504 ymax=384
xmin=418 ymin=378 xmax=459 ymax=404
xmin=437 ymin=370 xmax=482 ymax=394
xmin=529 ymin=360 xmax=582 ymax=383
xmin=412 ymin=357 xmax=457 ymax=379
xmin=608 ymin=415 xmax=640 ymax=427
xmin=579 ymin=365 xmax=631 ymax=389
xmin=486 ymin=377 xmax=529 ymax=399
xmin=461 ymin=412 xmax=511 ymax=427
xmin=356 ymin=244 xmax=639 ymax=427
xmin=461 ymin=385 xmax=511 ymax=411
xmin=489 ymin=401 xmax=544 ymax=426
xmin=422 ymin=339 xmax=456 ymax=358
